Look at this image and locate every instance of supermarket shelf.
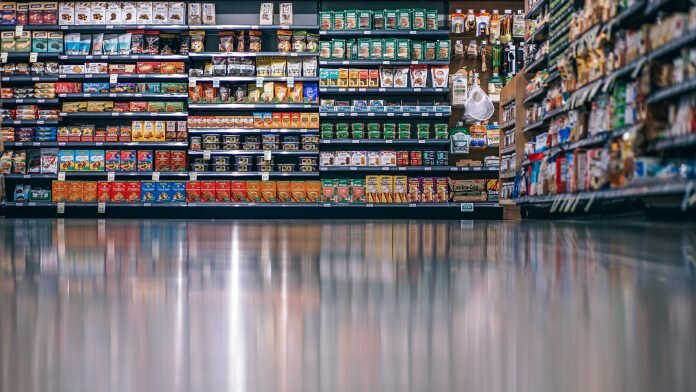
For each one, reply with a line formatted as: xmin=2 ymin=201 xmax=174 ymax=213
xmin=188 ymin=150 xmax=319 ymax=156
xmin=188 ymin=24 xmax=320 ymax=31
xmin=319 ymin=166 xmax=499 ymax=173
xmin=526 ymin=24 xmax=548 ymax=44
xmin=3 ymin=141 xmax=188 ymax=148
xmin=546 ymin=70 xmax=560 ymax=85
xmin=318 ymin=30 xmax=450 ymax=37
xmin=4 ymin=202 xmax=188 ymax=207
xmin=191 ymin=172 xmax=319 ymax=178
xmin=190 ymin=76 xmax=319 ymax=82
xmin=648 ymin=30 xmax=696 ymax=61
xmin=59 ymin=112 xmax=188 ymax=118
xmin=516 ymin=179 xmax=693 ymax=204
xmin=3 ymin=172 xmax=189 ymax=180
xmin=523 ymin=88 xmax=546 ymax=104
xmin=543 ymin=106 xmax=567 ymax=121
xmin=0 ymin=52 xmax=59 ymax=60
xmin=522 ymin=120 xmax=548 ymax=134
xmin=614 ymin=0 xmax=648 ymax=28
xmin=0 ymin=98 xmax=59 ymax=104
xmin=0 ymin=76 xmax=59 ymax=83
xmin=646 ymin=133 xmax=696 ymax=153
xmin=320 ymin=139 xmax=449 ymax=146
xmin=526 ymin=0 xmax=548 ymax=19
xmin=500 ymin=171 xmax=517 ymax=179
xmin=57 ymin=73 xmax=189 ymax=80
xmin=1 ymin=119 xmax=59 ymax=125
xmin=59 ymin=54 xmax=189 ymax=61
xmin=3 ymin=24 xmax=191 ymax=32
xmin=188 ymin=103 xmax=319 ymax=110
xmin=319 ymin=87 xmax=449 ymax=94
xmin=319 ymin=60 xmax=450 ymax=66
xmin=501 ymin=121 xmax=516 ymax=130
xmin=500 ymin=145 xmax=516 ymax=155
xmin=188 ymin=52 xmax=318 ymax=58
xmin=525 ymin=55 xmax=547 ymax=73
xmin=58 ymin=93 xmax=188 ymax=100
xmin=647 ymin=78 xmax=696 ymax=104
xmin=188 ymin=128 xmax=318 ymax=134
xmin=320 ymin=112 xmax=451 ymax=118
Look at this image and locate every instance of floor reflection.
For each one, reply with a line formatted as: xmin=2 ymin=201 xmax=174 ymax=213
xmin=0 ymin=219 xmax=694 ymax=392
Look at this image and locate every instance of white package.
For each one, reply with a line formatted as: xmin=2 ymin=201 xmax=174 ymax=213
xmin=136 ymin=2 xmax=153 ymax=24
xmin=106 ymin=3 xmax=121 ymax=25
xmin=58 ymin=2 xmax=74 ymax=25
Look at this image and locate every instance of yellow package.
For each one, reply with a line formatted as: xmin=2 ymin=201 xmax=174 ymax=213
xmin=366 ymin=175 xmax=379 ymax=203
xmin=379 ymin=176 xmax=393 ymax=204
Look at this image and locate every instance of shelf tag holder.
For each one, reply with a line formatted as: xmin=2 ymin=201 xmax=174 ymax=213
xmin=212 ymin=77 xmax=220 ymax=88
xmin=110 ymin=73 xmax=118 ymax=84
xmin=152 ymin=172 xmax=160 ymax=182
xmin=263 ymin=150 xmax=272 ymax=161
xmin=57 ymin=202 xmax=65 ymax=214
xmin=57 ymin=172 xmax=66 ymax=182
xmin=98 ymin=202 xmax=106 ymax=214
xmin=460 ymin=203 xmax=474 ymax=212
xmin=189 ymin=172 xmax=198 ymax=181
xmin=261 ymin=172 xmax=270 ymax=181
xmin=189 ymin=78 xmax=197 ymax=88
xmin=29 ymin=52 xmax=38 ymax=63
xmin=203 ymin=150 xmax=211 ymax=160
xmin=287 ymin=76 xmax=295 ymax=88
xmin=107 ymin=172 xmax=115 ymax=182
xmin=256 ymin=77 xmax=264 ymax=88
xmin=0 ymin=52 xmax=6 ymax=63
xmin=15 ymin=25 xmax=23 ymax=35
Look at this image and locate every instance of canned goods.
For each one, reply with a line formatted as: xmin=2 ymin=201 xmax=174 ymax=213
xmin=212 ymin=164 xmax=229 ymax=172
xmin=255 ymin=155 xmax=274 ymax=165
xmin=244 ymin=135 xmax=260 ymax=143
xmin=190 ymin=162 xmax=207 ymax=172
xmin=284 ymin=136 xmax=300 ymax=143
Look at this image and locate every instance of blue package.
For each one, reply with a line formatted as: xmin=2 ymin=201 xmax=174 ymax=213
xmin=155 ymin=182 xmax=172 ymax=203
xmin=82 ymin=82 xmax=110 ymax=93
xmin=14 ymin=185 xmax=29 ymax=201
xmin=171 ymin=182 xmax=186 ymax=202
xmin=141 ymin=181 xmax=156 ymax=202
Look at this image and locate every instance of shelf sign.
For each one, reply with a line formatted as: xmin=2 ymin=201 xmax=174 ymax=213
xmin=109 ymin=73 xmax=118 ymax=84
xmin=261 ymin=172 xmax=270 ymax=181
xmin=212 ymin=77 xmax=220 ymax=88
xmin=0 ymin=52 xmax=6 ymax=63
xmin=152 ymin=172 xmax=160 ymax=182
xmin=98 ymin=202 xmax=106 ymax=214
xmin=189 ymin=172 xmax=198 ymax=181
xmin=287 ymin=76 xmax=295 ymax=88
xmin=107 ymin=172 xmax=115 ymax=182
xmin=203 ymin=150 xmax=211 ymax=160
xmin=57 ymin=202 xmax=65 ymax=214
xmin=263 ymin=150 xmax=272 ymax=161
xmin=189 ymin=78 xmax=197 ymax=88
xmin=29 ymin=52 xmax=38 ymax=63
xmin=460 ymin=203 xmax=474 ymax=212
xmin=57 ymin=172 xmax=66 ymax=181
xmin=15 ymin=25 xmax=23 ymax=35
xmin=256 ymin=77 xmax=264 ymax=87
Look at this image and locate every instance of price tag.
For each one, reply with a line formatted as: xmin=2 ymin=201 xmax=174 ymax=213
xmin=84 ymin=93 xmax=91 ymax=97
xmin=106 ymin=25 xmax=114 ymax=29
xmin=342 ymin=60 xmax=349 ymax=65
xmin=412 ymin=60 xmax=419 ymax=65
xmin=256 ymin=77 xmax=264 ymax=87
xmin=383 ymin=60 xmax=390 ymax=65
xmin=189 ymin=78 xmax=197 ymax=88
xmin=287 ymin=76 xmax=294 ymax=88
xmin=289 ymin=52 xmax=298 ymax=57
xmin=424 ymin=167 xmax=432 ymax=171
xmin=349 ymin=167 xmax=357 ymax=171
xmin=367 ymin=113 xmax=375 ymax=117
xmin=364 ymin=30 xmax=372 ymax=35
xmin=414 ymin=88 xmax=421 ymax=92
xmin=460 ymin=203 xmax=474 ymax=212
xmin=263 ymin=150 xmax=272 ymax=161
xmin=261 ymin=172 xmax=270 ymax=181
xmin=23 ymin=174 xmax=30 ymax=179
xmin=398 ymin=167 xmax=406 ymax=171
xmin=29 ymin=52 xmax=38 ymax=63
xmin=337 ymin=113 xmax=345 ymax=117
xmin=111 ymin=112 xmax=119 ymax=116
xmin=15 ymin=25 xmax=23 ymax=35
xmin=366 ymin=203 xmax=374 ymax=208
xmin=107 ymin=172 xmax=115 ymax=182
xmin=57 ymin=202 xmax=65 ymax=214
xmin=203 ymin=150 xmax=211 ymax=160
xmin=381 ymin=167 xmax=389 ymax=171
xmin=409 ymin=30 xmax=417 ymax=35
xmin=212 ymin=77 xmax=220 ymax=88
xmin=15 ymin=98 xmax=23 ymax=103
xmin=251 ymin=25 xmax=259 ymax=30
xmin=152 ymin=172 xmax=160 ymax=182
xmin=409 ymin=203 xmax=417 ymax=207
xmin=189 ymin=172 xmax=198 ymax=181
xmin=418 ymin=139 xmax=425 ymax=144
xmin=387 ymin=113 xmax=394 ymax=117
xmin=109 ymin=73 xmax=118 ymax=84
xmin=379 ymin=88 xmax=386 ymax=92
xmin=385 ymin=139 xmax=392 ymax=144
xmin=403 ymin=113 xmax=410 ymax=117
xmin=351 ymin=139 xmax=359 ymax=144
xmin=98 ymin=202 xmax=106 ymax=214
xmin=85 ymin=74 xmax=93 ymax=78
xmin=0 ymin=52 xmax=6 ymax=63
xmin=57 ymin=172 xmax=66 ymax=181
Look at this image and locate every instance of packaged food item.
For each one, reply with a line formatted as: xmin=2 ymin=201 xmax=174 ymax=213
xmin=120 ymin=150 xmax=136 ymax=171
xmin=426 ymin=10 xmax=438 ymax=30
xmin=397 ymin=9 xmax=411 ymax=30
xmin=190 ymin=30 xmax=205 ymax=52
xmin=153 ymin=2 xmax=168 ymax=24
xmin=393 ymin=67 xmax=408 ymax=88
xmin=89 ymin=150 xmax=105 ymax=171
xmin=155 ymin=182 xmax=171 ymax=202
xmin=106 ymin=3 xmax=121 ymax=24
xmin=90 ymin=2 xmax=106 ymax=25
xmin=437 ymin=40 xmax=450 ymax=60
xmin=215 ymin=181 xmax=230 ymax=202
xmin=396 ymin=39 xmax=410 ymax=59
xmin=168 ymin=2 xmax=185 ymax=25
xmin=59 ymin=2 xmax=75 ymax=25
xmin=188 ymin=3 xmax=201 ymax=24
xmin=292 ymin=30 xmax=306 ymax=52
xmin=410 ymin=65 xmax=428 ymax=88
xmin=380 ymin=67 xmax=394 ymax=87
xmin=332 ymin=11 xmax=345 ymax=30
xmin=370 ymin=39 xmax=383 ymax=59
xmin=259 ymin=2 xmax=273 ymax=25
xmin=431 ymin=65 xmax=449 ymax=88
xmin=425 ymin=41 xmax=437 ymax=60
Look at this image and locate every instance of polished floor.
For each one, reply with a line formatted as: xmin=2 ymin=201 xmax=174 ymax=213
xmin=0 ymin=219 xmax=694 ymax=392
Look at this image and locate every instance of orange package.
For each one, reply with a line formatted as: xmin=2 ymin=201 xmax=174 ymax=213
xmin=52 ymin=181 xmax=67 ymax=202
xmin=260 ymin=181 xmax=276 ymax=203
xmin=231 ymin=181 xmax=247 ymax=202
xmin=290 ymin=181 xmax=306 ymax=202
xmin=67 ymin=181 xmax=83 ymax=202
xmin=216 ymin=181 xmax=231 ymax=202
xmin=126 ymin=182 xmax=141 ymax=202
xmin=200 ymin=181 xmax=216 ymax=202
xmin=82 ymin=182 xmax=98 ymax=202
xmin=276 ymin=181 xmax=291 ymax=202
xmin=97 ymin=181 xmax=111 ymax=202
xmin=305 ymin=181 xmax=321 ymax=202
xmin=246 ymin=181 xmax=261 ymax=202
xmin=110 ymin=182 xmax=127 ymax=202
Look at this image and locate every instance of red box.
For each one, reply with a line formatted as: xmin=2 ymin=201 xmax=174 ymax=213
xmin=200 ymin=181 xmax=216 ymax=202
xmin=230 ymin=181 xmax=247 ymax=202
xmin=170 ymin=151 xmax=186 ymax=172
xmin=106 ymin=126 xmax=119 ymax=142
xmin=215 ymin=181 xmax=231 ymax=202
xmin=113 ymin=102 xmax=130 ymax=112
xmin=154 ymin=150 xmax=171 ymax=172
xmin=137 ymin=150 xmax=153 ymax=172
xmin=97 ymin=181 xmax=111 ymax=202
xmin=186 ymin=181 xmax=201 ymax=202
xmin=94 ymin=128 xmax=106 ymax=142
xmin=120 ymin=150 xmax=136 ymax=171
xmin=110 ymin=182 xmax=127 ymax=202
xmin=126 ymin=181 xmax=141 ymax=202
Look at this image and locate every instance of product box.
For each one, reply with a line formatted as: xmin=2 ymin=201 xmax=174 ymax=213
xmin=185 ymin=181 xmax=200 ymax=202
xmin=141 ymin=181 xmax=156 ymax=202
xmin=378 ymin=175 xmax=393 ymax=203
xmin=215 ymin=180 xmax=230 ymax=202
xmin=121 ymin=2 xmax=137 ymax=24
xmin=321 ymin=179 xmax=336 ymax=202
xmin=104 ymin=150 xmax=120 ymax=171
xmin=276 ymin=181 xmax=291 ymax=202
xmin=171 ymin=182 xmax=185 ymax=202
xmin=305 ymin=181 xmax=321 ymax=202
xmin=66 ymin=181 xmax=83 ymax=202
xmin=168 ymin=2 xmax=185 ymax=25
xmin=200 ymin=181 xmax=216 ymax=202
xmin=120 ymin=150 xmax=136 ymax=171
xmin=152 ymin=2 xmax=168 ymax=24
xmin=110 ymin=181 xmax=126 ymax=202
xmin=126 ymin=181 xmax=140 ymax=202
xmin=29 ymin=188 xmax=51 ymax=202
xmin=246 ymin=181 xmax=261 ymax=202
xmin=105 ymin=3 xmax=121 ymax=24
xmin=187 ymin=2 xmax=201 ymax=24
xmin=290 ymin=181 xmax=306 ymax=202
xmin=421 ymin=177 xmax=435 ymax=202
xmin=74 ymin=150 xmax=90 ymax=171
xmin=201 ymin=2 xmax=215 ymax=25
xmin=170 ymin=151 xmax=186 ymax=172
xmin=1 ymin=32 xmax=14 ymax=52
xmin=58 ymin=150 xmax=75 ymax=171
xmin=136 ymin=2 xmax=152 ymax=24
xmin=89 ymin=150 xmax=105 ymax=171
xmin=260 ymin=181 xmax=276 ymax=202
xmin=334 ymin=179 xmax=350 ymax=203
xmin=90 ymin=2 xmax=106 ymax=25
xmin=137 ymin=150 xmax=153 ymax=172
xmin=1 ymin=2 xmax=17 ymax=26
xmin=155 ymin=181 xmax=171 ymax=202
xmin=81 ymin=182 xmax=97 ymax=202
xmin=393 ymin=176 xmax=407 ymax=203
xmin=154 ymin=150 xmax=170 ymax=172
xmin=435 ymin=177 xmax=448 ymax=202
xmin=58 ymin=2 xmax=74 ymax=25
xmin=47 ymin=32 xmax=63 ymax=53
xmin=97 ymin=181 xmax=111 ymax=202
xmin=407 ymin=177 xmax=421 ymax=202
xmin=349 ymin=179 xmax=365 ymax=203
xmin=31 ymin=31 xmax=47 ymax=52
xmin=365 ymin=175 xmax=378 ymax=203
xmin=52 ymin=180 xmax=67 ymax=202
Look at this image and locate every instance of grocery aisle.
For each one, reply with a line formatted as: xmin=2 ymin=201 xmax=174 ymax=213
xmin=0 ymin=219 xmax=694 ymax=392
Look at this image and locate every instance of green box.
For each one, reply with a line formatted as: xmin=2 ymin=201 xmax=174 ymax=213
xmin=397 ymin=9 xmax=411 ymax=30
xmin=383 ymin=130 xmax=395 ymax=139
xmin=29 ymin=188 xmax=51 ymax=202
xmin=411 ymin=40 xmax=423 ymax=60
xmin=382 ymin=123 xmax=396 ymax=133
xmin=331 ymin=39 xmax=345 ymax=59
xmin=383 ymin=38 xmax=396 ymax=60
xmin=396 ymin=39 xmax=410 ymax=60
xmin=425 ymin=10 xmax=438 ymax=30
xmin=373 ymin=10 xmax=385 ymax=30
xmin=322 ymin=130 xmax=334 ymax=140
xmin=357 ymin=39 xmax=371 ymax=60
xmin=437 ymin=40 xmax=450 ymax=61
xmin=320 ymin=11 xmax=333 ymax=30
xmin=357 ymin=10 xmax=372 ymax=30
xmin=367 ymin=123 xmax=380 ymax=132
xmin=412 ymin=9 xmax=426 ymax=30
xmin=370 ymin=39 xmax=383 ymax=60
xmin=345 ymin=10 xmax=357 ymax=30
xmin=368 ymin=130 xmax=381 ymax=139
xmin=425 ymin=41 xmax=437 ymax=60
xmin=398 ymin=130 xmax=411 ymax=139
xmin=332 ymin=11 xmax=345 ymax=31
xmin=385 ymin=10 xmax=397 ymax=30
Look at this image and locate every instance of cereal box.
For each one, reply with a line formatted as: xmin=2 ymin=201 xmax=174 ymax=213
xmin=394 ymin=176 xmax=408 ymax=203
xmin=336 ymin=179 xmax=350 ymax=203
xmin=120 ymin=150 xmax=136 ymax=171
xmin=407 ymin=177 xmax=420 ymax=203
xmin=59 ymin=150 xmax=75 ymax=171
xmin=365 ymin=175 xmax=379 ymax=203
xmin=141 ymin=181 xmax=156 ymax=202
xmin=200 ymin=181 xmax=216 ymax=202
xmin=168 ymin=2 xmax=185 ymax=25
xmin=436 ymin=177 xmax=448 ymax=202
xmin=126 ymin=181 xmax=141 ymax=202
xmin=185 ymin=181 xmax=200 ymax=202
xmin=351 ymin=179 xmax=365 ymax=203
xmin=260 ymin=181 xmax=277 ymax=203
xmin=97 ymin=181 xmax=111 ymax=202
xmin=171 ymin=182 xmax=186 ymax=202
xmin=246 ymin=181 xmax=261 ymax=202
xmin=110 ymin=182 xmax=126 ymax=202
xmin=378 ymin=176 xmax=394 ymax=203
xmin=82 ymin=182 xmax=97 ymax=202
xmin=143 ymin=121 xmax=154 ymax=141
xmin=122 ymin=2 xmax=137 ymax=24
xmin=131 ymin=121 xmax=144 ymax=141
xmin=321 ymin=179 xmax=336 ymax=202
xmin=277 ymin=181 xmax=292 ymax=202
xmin=154 ymin=150 xmax=171 ymax=172
xmin=65 ymin=181 xmax=82 ymax=202
xmin=421 ymin=177 xmax=435 ymax=203
xmin=52 ymin=181 xmax=67 ymax=202
xmin=305 ymin=181 xmax=321 ymax=202
xmin=137 ymin=150 xmax=153 ymax=172
xmin=136 ymin=2 xmax=152 ymax=24
xmin=155 ymin=182 xmax=171 ymax=202
xmin=106 ymin=3 xmax=121 ymax=24
xmin=59 ymin=2 xmax=75 ymax=25
xmin=89 ymin=150 xmax=105 ymax=171
xmin=105 ymin=150 xmax=120 ymax=171
xmin=170 ymin=151 xmax=186 ymax=172
xmin=230 ymin=181 xmax=247 ymax=202
xmin=74 ymin=150 xmax=90 ymax=171
xmin=215 ymin=181 xmax=231 ymax=202
xmin=290 ymin=181 xmax=306 ymax=202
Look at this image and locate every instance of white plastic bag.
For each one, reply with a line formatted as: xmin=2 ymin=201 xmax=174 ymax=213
xmin=465 ymin=82 xmax=495 ymax=121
